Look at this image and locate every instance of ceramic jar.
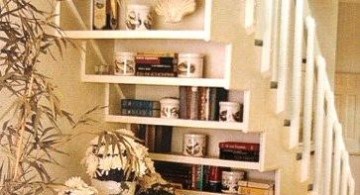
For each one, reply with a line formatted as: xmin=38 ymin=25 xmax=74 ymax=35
xmin=219 ymin=102 xmax=242 ymax=122
xmin=160 ymin=98 xmax=179 ymax=118
xmin=114 ymin=52 xmax=136 ymax=76
xmin=221 ymin=171 xmax=245 ymax=193
xmin=183 ymin=133 xmax=207 ymax=157
xmin=125 ymin=4 xmax=152 ymax=30
xmin=177 ymin=53 xmax=204 ymax=78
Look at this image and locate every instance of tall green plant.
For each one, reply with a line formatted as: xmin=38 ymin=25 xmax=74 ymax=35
xmin=0 ymin=0 xmax=88 ymax=194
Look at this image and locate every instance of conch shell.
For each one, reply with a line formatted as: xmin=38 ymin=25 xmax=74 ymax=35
xmin=155 ymin=0 xmax=196 ymax=23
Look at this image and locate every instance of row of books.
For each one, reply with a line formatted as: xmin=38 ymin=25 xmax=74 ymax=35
xmin=135 ymin=53 xmax=177 ymax=77
xmin=179 ymin=86 xmax=229 ymax=121
xmin=219 ymin=142 xmax=260 ymax=162
xmin=120 ymin=99 xmax=160 ymax=117
xmin=154 ymin=162 xmax=274 ymax=194
xmin=131 ymin=124 xmax=172 ymax=153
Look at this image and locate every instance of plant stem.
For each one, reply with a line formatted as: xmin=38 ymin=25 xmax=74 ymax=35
xmin=13 ymin=75 xmax=34 ymax=181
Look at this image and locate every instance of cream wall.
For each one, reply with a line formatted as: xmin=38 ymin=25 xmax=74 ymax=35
xmin=308 ymin=0 xmax=340 ymax=85
xmin=336 ymin=2 xmax=360 ymax=73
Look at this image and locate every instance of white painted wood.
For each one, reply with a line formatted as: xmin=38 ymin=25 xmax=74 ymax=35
xmin=224 ymin=45 xmax=233 ymax=89
xmin=270 ymin=0 xmax=280 ymax=83
xmin=289 ymin=0 xmax=304 ymax=149
xmin=149 ymin=153 xmax=261 ymax=170
xmin=54 ymin=1 xmax=61 ymax=27
xmin=276 ymin=0 xmax=291 ymax=113
xmin=80 ymin=41 xmax=87 ymax=81
xmin=106 ymin=115 xmax=249 ymax=132
xmin=332 ymin=123 xmax=343 ymax=195
xmin=323 ymin=90 xmax=335 ymax=195
xmin=62 ymin=30 xmax=209 ymax=40
xmin=341 ymin=152 xmax=350 ymax=195
xmin=300 ymin=16 xmax=315 ymax=182
xmin=244 ymin=0 xmax=256 ymax=33
xmin=203 ymin=0 xmax=212 ymax=41
xmin=82 ymin=75 xmax=229 ymax=88
xmin=260 ymin=0 xmax=273 ymax=73
xmin=313 ymin=56 xmax=326 ymax=195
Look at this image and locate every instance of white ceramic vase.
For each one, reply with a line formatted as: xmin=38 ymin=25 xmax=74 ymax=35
xmin=91 ymin=179 xmax=136 ymax=195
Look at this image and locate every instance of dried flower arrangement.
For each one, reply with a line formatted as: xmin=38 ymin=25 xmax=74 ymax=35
xmin=82 ymin=129 xmax=175 ymax=195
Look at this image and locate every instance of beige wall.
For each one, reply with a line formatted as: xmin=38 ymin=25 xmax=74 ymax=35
xmin=308 ymin=0 xmax=340 ymax=86
xmin=336 ymin=2 xmax=360 ymax=73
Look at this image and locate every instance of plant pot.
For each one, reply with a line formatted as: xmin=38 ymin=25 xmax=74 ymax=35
xmin=91 ymin=179 xmax=136 ymax=195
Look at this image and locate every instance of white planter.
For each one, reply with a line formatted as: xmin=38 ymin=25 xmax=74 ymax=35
xmin=177 ymin=53 xmax=204 ymax=78
xmin=114 ymin=52 xmax=136 ymax=76
xmin=126 ymin=5 xmax=152 ymax=30
xmin=91 ymin=179 xmax=136 ymax=195
xmin=183 ymin=133 xmax=207 ymax=157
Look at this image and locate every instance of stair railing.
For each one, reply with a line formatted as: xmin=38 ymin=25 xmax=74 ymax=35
xmin=256 ymin=0 xmax=355 ymax=194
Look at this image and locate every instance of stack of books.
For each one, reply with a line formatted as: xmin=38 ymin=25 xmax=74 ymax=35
xmin=219 ymin=142 xmax=260 ymax=162
xmin=179 ymin=87 xmax=228 ymax=120
xmin=135 ymin=52 xmax=177 ymax=77
xmin=120 ymin=99 xmax=160 ymax=117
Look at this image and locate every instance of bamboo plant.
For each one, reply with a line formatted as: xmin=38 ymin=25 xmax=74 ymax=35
xmin=0 ymin=0 xmax=95 ymax=194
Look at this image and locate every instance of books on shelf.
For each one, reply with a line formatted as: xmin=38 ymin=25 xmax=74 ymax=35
xmin=132 ymin=125 xmax=172 ymax=153
xmin=219 ymin=142 xmax=260 ymax=162
xmin=135 ymin=53 xmax=177 ymax=77
xmin=120 ymin=99 xmax=160 ymax=117
xmin=179 ymin=86 xmax=228 ymax=121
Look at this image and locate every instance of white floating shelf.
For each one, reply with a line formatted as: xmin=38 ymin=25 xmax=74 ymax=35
xmin=106 ymin=115 xmax=248 ymax=132
xmin=149 ymin=153 xmax=261 ymax=170
xmin=62 ymin=30 xmax=209 ymax=40
xmin=175 ymin=189 xmax=228 ymax=195
xmin=83 ymin=75 xmax=229 ymax=88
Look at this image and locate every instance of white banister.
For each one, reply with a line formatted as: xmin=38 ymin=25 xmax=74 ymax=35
xmin=276 ymin=0 xmax=291 ymax=113
xmin=323 ymin=90 xmax=335 ymax=195
xmin=332 ymin=123 xmax=343 ymax=195
xmin=270 ymin=0 xmax=280 ymax=83
xmin=289 ymin=0 xmax=304 ymax=149
xmin=341 ymin=152 xmax=350 ymax=195
xmin=300 ymin=16 xmax=315 ymax=182
xmin=313 ymin=56 xmax=326 ymax=194
xmin=244 ymin=0 xmax=256 ymax=34
xmin=260 ymin=0 xmax=273 ymax=73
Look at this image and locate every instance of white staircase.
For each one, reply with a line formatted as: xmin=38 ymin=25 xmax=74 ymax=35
xmin=255 ymin=0 xmax=356 ymax=194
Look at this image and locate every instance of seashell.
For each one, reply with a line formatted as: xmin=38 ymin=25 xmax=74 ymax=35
xmin=155 ymin=0 xmax=196 ymax=23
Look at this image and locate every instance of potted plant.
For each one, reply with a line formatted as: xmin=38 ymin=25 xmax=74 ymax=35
xmin=0 ymin=0 xmax=101 ymax=194
xmin=82 ymin=129 xmax=176 ymax=195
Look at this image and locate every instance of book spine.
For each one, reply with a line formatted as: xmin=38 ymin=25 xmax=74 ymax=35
xmin=135 ymin=57 xmax=177 ymax=65
xmin=198 ymin=87 xmax=210 ymax=120
xmin=135 ymin=72 xmax=176 ymax=77
xmin=189 ymin=87 xmax=199 ymax=120
xmin=219 ymin=149 xmax=259 ymax=162
xmin=179 ymin=86 xmax=188 ymax=119
xmin=154 ymin=126 xmax=172 ymax=153
xmin=219 ymin=142 xmax=260 ymax=151
xmin=136 ymin=64 xmax=177 ymax=73
xmin=121 ymin=99 xmax=160 ymax=109
xmin=121 ymin=108 xmax=160 ymax=117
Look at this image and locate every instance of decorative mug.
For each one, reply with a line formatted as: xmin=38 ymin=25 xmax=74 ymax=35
xmin=160 ymin=98 xmax=179 ymax=118
xmin=221 ymin=171 xmax=245 ymax=193
xmin=177 ymin=53 xmax=204 ymax=78
xmin=183 ymin=133 xmax=207 ymax=157
xmin=219 ymin=102 xmax=242 ymax=122
xmin=126 ymin=4 xmax=152 ymax=30
xmin=114 ymin=52 xmax=136 ymax=76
